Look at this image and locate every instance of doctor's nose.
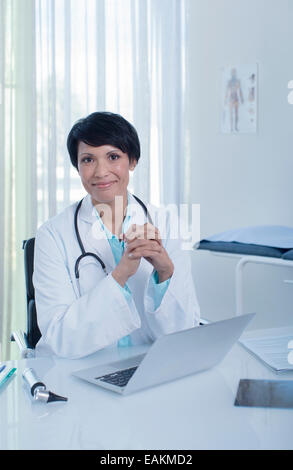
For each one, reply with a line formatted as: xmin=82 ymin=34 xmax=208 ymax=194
xmin=93 ymin=161 xmax=111 ymax=178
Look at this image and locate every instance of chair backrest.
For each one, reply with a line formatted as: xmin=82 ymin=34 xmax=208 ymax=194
xmin=23 ymin=238 xmax=42 ymax=349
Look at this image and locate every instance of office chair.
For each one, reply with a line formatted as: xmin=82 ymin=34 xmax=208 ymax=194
xmin=11 ymin=238 xmax=41 ymax=357
xmin=22 ymin=238 xmax=42 ymax=348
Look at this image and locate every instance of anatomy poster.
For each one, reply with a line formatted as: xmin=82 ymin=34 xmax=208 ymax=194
xmin=221 ymin=64 xmax=257 ymax=134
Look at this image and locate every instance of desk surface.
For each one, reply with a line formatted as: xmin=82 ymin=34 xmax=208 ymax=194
xmin=1 ymin=330 xmax=293 ymax=450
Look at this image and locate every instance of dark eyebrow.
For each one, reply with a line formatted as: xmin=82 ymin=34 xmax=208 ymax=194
xmin=106 ymin=149 xmax=121 ymax=155
xmin=79 ymin=150 xmax=121 ymax=157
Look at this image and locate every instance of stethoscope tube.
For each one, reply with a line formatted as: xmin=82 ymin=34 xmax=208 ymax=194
xmin=74 ymin=199 xmax=106 ymax=278
xmin=74 ymin=194 xmax=152 ymax=279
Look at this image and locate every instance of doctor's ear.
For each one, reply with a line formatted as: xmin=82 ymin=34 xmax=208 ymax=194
xmin=129 ymin=159 xmax=137 ymax=171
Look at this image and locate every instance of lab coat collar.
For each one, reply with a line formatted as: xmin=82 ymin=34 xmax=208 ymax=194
xmin=78 ymin=193 xmax=98 ymax=224
xmin=126 ymin=192 xmax=149 ymax=226
xmin=78 ymin=191 xmax=148 ymax=226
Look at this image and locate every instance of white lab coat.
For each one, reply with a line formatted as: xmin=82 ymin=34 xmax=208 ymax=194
xmin=33 ymin=192 xmax=200 ymax=358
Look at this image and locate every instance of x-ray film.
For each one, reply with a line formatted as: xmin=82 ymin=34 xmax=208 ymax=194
xmin=234 ymin=379 xmax=293 ymax=408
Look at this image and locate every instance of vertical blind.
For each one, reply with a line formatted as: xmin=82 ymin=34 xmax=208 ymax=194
xmin=0 ymin=0 xmax=190 ymax=360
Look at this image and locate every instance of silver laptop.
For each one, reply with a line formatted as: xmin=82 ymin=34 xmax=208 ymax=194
xmin=72 ymin=313 xmax=255 ymax=396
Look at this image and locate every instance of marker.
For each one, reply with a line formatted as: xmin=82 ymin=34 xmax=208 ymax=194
xmin=0 ymin=368 xmax=16 ymax=389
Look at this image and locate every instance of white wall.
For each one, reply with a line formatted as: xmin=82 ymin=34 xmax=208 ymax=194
xmin=186 ymin=0 xmax=293 ymax=329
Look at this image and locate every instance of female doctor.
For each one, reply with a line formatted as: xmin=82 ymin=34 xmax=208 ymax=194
xmin=33 ymin=112 xmax=200 ymax=358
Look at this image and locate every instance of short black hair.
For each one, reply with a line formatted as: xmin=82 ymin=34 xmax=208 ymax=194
xmin=67 ymin=111 xmax=141 ymax=170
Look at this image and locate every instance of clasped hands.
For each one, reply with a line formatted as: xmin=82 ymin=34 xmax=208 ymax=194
xmin=112 ymin=223 xmax=174 ymax=287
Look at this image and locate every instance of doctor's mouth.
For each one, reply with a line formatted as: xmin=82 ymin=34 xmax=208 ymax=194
xmin=91 ymin=181 xmax=118 ymax=189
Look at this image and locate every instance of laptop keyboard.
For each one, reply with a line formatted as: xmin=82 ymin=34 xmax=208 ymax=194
xmin=95 ymin=366 xmax=138 ymax=388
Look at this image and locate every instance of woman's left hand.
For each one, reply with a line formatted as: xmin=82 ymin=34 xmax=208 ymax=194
xmin=121 ymin=223 xmax=174 ymax=282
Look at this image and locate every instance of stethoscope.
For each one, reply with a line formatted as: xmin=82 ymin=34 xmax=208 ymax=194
xmin=74 ymin=194 xmax=153 ymax=279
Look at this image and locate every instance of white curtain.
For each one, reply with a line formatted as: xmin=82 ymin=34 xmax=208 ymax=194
xmin=0 ymin=0 xmax=189 ymax=360
xmin=0 ymin=0 xmax=37 ymax=360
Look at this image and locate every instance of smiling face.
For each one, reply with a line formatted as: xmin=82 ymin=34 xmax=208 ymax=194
xmin=77 ymin=142 xmax=136 ymax=206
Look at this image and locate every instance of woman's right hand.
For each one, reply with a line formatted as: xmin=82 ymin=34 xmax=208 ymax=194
xmin=112 ymin=245 xmax=142 ymax=287
xmin=112 ymin=223 xmax=162 ymax=288
xmin=112 ymin=238 xmax=162 ymax=288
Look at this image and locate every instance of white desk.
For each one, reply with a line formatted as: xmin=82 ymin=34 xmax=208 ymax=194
xmin=1 ymin=336 xmax=293 ymax=450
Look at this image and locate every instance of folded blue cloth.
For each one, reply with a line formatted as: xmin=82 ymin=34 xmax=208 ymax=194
xmin=197 ymin=240 xmax=285 ymax=258
xmin=205 ymin=226 xmax=293 ymax=249
xmin=283 ymin=249 xmax=293 ymax=260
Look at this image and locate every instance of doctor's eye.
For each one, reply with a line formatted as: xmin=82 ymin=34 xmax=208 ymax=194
xmin=80 ymin=157 xmax=93 ymax=164
xmin=109 ymin=153 xmax=120 ymax=161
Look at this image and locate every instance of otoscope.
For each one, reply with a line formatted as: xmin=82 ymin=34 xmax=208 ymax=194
xmin=22 ymin=368 xmax=68 ymax=403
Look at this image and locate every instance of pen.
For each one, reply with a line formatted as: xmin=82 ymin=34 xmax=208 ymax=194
xmin=0 ymin=368 xmax=17 ymax=388
xmin=0 ymin=365 xmax=6 ymax=374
